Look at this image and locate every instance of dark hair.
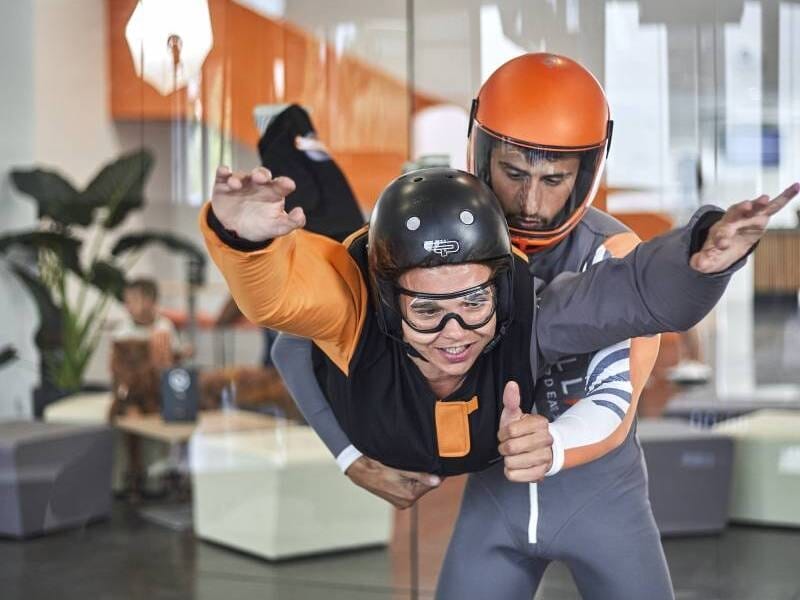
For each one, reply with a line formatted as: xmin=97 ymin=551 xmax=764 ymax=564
xmin=125 ymin=278 xmax=158 ymax=302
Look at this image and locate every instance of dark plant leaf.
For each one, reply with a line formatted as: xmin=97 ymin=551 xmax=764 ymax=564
xmin=9 ymin=265 xmax=63 ymax=351
xmin=81 ymin=149 xmax=154 ymax=229
xmin=0 ymin=231 xmax=83 ymax=277
xmin=88 ymin=260 xmax=127 ymax=301
xmin=0 ymin=345 xmax=17 ymax=368
xmin=9 ymin=169 xmax=95 ymax=226
xmin=111 ymin=230 xmax=206 ymax=265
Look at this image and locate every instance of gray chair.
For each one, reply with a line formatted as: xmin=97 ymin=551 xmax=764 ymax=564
xmin=0 ymin=420 xmax=113 ymax=538
xmin=639 ymin=418 xmax=734 ymax=535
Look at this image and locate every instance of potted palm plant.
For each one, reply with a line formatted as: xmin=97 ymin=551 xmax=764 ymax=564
xmin=0 ymin=149 xmax=206 ymax=415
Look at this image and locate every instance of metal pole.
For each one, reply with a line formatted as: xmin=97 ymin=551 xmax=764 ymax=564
xmin=410 ymin=503 xmax=419 ymax=600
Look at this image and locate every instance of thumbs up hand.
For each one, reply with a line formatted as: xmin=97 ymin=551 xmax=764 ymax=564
xmin=497 ymin=381 xmax=554 ymax=483
xmin=498 ymin=380 xmax=524 ymax=431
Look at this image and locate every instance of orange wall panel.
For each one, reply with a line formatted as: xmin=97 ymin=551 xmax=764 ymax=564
xmin=282 ymin=21 xmax=330 ymax=141
xmin=610 ymin=211 xmax=674 ymax=241
xmin=108 ymin=0 xmax=442 ymax=208
xmin=332 ymin=151 xmax=408 ymax=209
xmin=108 ymin=0 xmax=193 ymax=121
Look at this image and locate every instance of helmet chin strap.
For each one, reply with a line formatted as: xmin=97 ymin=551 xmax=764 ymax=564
xmin=378 ymin=309 xmax=430 ymax=361
xmin=404 ymin=342 xmax=427 ymax=361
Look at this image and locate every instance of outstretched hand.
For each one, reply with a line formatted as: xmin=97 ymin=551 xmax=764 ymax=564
xmin=211 ymin=166 xmax=304 ymax=242
xmin=497 ymin=381 xmax=553 ymax=483
xmin=690 ymin=183 xmax=799 ymax=273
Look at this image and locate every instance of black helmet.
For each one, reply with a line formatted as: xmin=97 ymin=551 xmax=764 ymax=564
xmin=368 ymin=167 xmax=515 ymax=351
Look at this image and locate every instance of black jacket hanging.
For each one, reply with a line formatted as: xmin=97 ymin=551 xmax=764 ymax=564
xmin=257 ymin=104 xmax=365 ymax=242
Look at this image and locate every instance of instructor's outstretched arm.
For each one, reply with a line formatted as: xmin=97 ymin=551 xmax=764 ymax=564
xmin=535 ymin=184 xmax=799 ymax=369
xmin=502 ymin=184 xmax=798 ymax=484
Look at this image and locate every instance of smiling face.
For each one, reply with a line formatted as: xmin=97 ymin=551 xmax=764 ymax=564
xmin=489 ymin=144 xmax=580 ymax=231
xmin=396 ymin=263 xmax=497 ymax=388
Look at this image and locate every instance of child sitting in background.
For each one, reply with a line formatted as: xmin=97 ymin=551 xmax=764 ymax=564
xmin=115 ymin=278 xmax=185 ymax=369
xmin=112 ymin=278 xmax=186 ymax=500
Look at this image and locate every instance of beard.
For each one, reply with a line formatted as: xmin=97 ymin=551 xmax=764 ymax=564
xmin=506 ymin=213 xmax=551 ymax=231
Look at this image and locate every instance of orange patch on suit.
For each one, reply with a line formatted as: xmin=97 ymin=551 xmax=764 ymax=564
xmin=435 ymin=396 xmax=479 ymax=458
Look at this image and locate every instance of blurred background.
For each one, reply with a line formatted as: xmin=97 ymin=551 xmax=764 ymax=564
xmin=1 ymin=1 xmax=799 ymax=599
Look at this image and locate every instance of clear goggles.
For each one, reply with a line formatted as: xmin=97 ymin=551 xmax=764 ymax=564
xmin=395 ymin=280 xmax=497 ymax=334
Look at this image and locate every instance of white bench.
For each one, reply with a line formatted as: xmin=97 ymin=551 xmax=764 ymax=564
xmin=714 ymin=409 xmax=800 ymax=527
xmin=190 ymin=424 xmax=393 ymax=559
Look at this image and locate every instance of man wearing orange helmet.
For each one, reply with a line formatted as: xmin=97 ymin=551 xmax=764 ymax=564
xmin=467 ymin=55 xmax=654 ymax=478
xmin=468 ymin=53 xmax=612 ymax=253
xmin=431 ymin=52 xmax=672 ymax=599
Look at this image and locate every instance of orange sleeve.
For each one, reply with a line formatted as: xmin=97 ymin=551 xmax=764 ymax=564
xmin=560 ymin=231 xmax=661 ymax=470
xmin=199 ymin=203 xmax=368 ymax=374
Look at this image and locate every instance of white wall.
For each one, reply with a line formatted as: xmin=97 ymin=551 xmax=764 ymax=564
xmin=0 ymin=0 xmax=39 ymax=418
xmin=33 ymin=0 xmax=122 ymax=183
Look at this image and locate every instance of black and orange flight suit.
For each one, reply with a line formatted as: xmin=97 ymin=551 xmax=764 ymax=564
xmin=202 ymin=203 xmax=735 ymax=479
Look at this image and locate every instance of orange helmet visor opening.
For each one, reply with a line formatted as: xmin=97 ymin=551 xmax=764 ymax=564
xmin=469 ymin=123 xmax=607 ymax=245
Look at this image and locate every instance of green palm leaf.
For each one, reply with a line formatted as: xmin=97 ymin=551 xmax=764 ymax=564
xmin=81 ymin=149 xmax=154 ymax=228
xmin=0 ymin=231 xmax=83 ymax=277
xmin=111 ymin=230 xmax=206 ymax=264
xmin=10 ymin=169 xmax=95 ymax=226
xmin=88 ymin=260 xmax=127 ymax=300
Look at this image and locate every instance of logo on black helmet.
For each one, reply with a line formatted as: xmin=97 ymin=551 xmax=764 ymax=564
xmin=424 ymin=240 xmax=460 ymax=257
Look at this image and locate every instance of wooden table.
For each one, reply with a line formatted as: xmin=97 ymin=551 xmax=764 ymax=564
xmin=114 ymin=409 xmax=279 ymax=444
xmin=114 ymin=409 xmax=280 ymax=530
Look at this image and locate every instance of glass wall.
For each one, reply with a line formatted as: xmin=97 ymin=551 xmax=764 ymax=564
xmin=411 ymin=0 xmax=800 ymax=408
xmin=406 ymin=2 xmax=800 ymax=593
xmin=3 ymin=2 xmax=799 ymax=599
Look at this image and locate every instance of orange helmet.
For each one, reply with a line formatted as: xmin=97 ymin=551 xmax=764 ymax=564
xmin=467 ymin=53 xmax=613 ymax=253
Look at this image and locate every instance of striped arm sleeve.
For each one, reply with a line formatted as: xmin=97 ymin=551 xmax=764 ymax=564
xmin=546 ymin=233 xmax=660 ymax=475
xmin=546 ymin=339 xmax=633 ymax=475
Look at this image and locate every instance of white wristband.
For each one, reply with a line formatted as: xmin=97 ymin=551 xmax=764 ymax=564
xmin=336 ymin=444 xmax=363 ymax=473
xmin=545 ymin=424 xmax=565 ymax=477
